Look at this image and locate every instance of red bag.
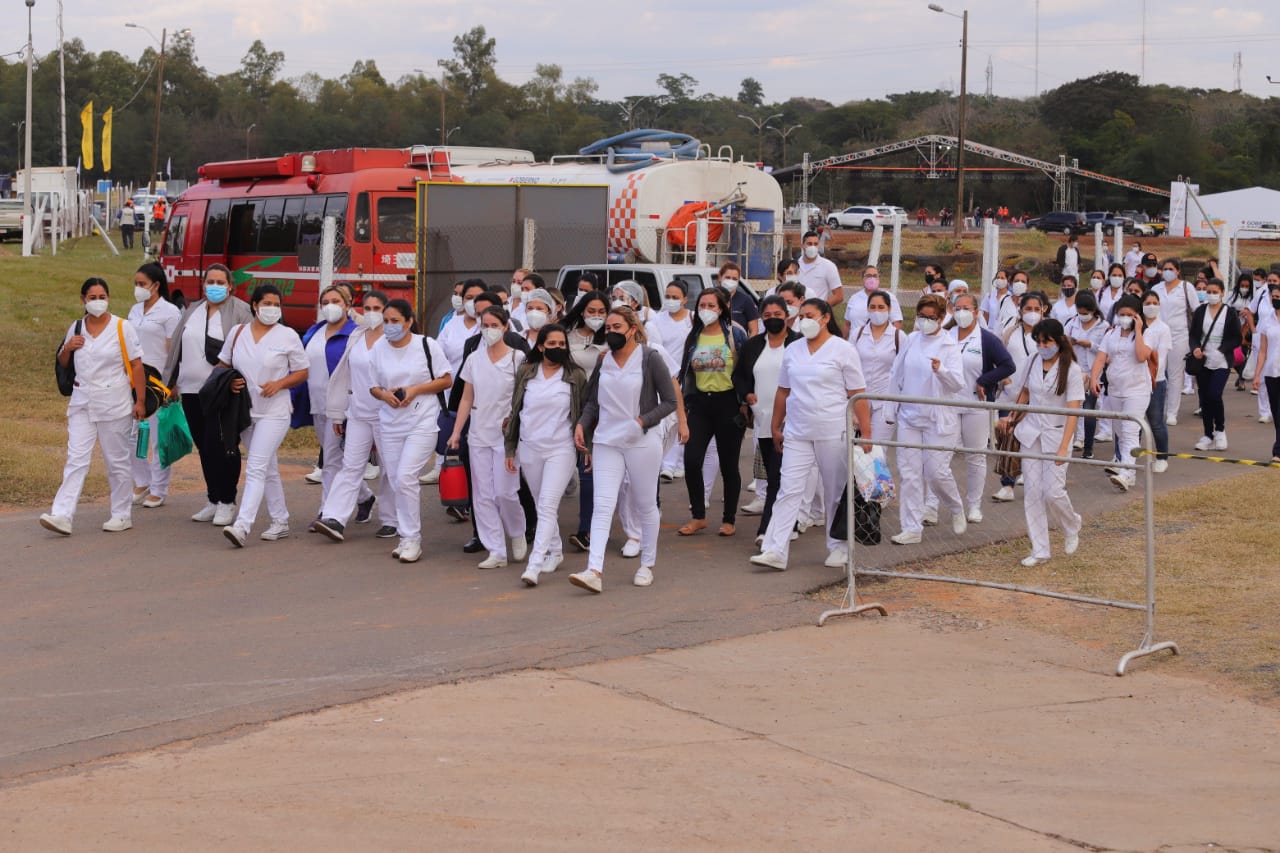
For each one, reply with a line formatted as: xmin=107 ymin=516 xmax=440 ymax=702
xmin=438 ymin=453 xmax=470 ymax=507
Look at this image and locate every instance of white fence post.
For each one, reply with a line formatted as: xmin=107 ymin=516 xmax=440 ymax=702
xmin=867 ymin=224 xmax=884 ymax=269
xmin=889 ymin=219 xmax=903 ymax=294
xmin=1093 ymin=222 xmax=1104 ymax=272
xmin=319 ymin=216 xmax=337 ymax=293
xmin=1112 ymin=225 xmax=1124 ymax=272
xmin=1217 ymin=223 xmax=1232 ymax=282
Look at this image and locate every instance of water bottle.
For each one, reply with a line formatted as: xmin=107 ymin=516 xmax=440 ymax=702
xmin=135 ymin=419 xmax=150 ymax=460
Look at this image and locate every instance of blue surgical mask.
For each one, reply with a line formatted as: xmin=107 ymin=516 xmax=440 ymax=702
xmin=205 ymin=284 xmax=229 ymax=304
xmin=1037 ymin=343 xmax=1060 ymax=360
xmin=383 ymin=323 xmax=406 ymax=342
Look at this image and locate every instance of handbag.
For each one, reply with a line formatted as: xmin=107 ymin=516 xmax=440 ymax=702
xmin=993 ymin=416 xmax=1023 ymax=479
xmin=1184 ymin=304 xmax=1224 ymax=379
xmin=203 ymin=309 xmax=224 ymax=366
xmin=55 ymin=319 xmax=83 ymax=396
xmin=830 ymin=486 xmax=882 ymax=546
xmin=156 ymin=401 xmax=194 ymax=468
xmin=422 ymin=336 xmax=463 ymax=456
xmin=117 ymin=319 xmax=169 ymax=417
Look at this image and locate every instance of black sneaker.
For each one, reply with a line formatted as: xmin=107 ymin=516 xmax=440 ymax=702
xmin=355 ymin=496 xmax=376 ymax=524
xmin=1081 ymin=450 xmax=1094 ymax=460
xmin=375 ymin=525 xmax=398 ymax=539
xmin=446 ymin=505 xmax=470 ymax=523
xmin=313 ymin=518 xmax=345 ymax=542
xmin=569 ymin=531 xmax=590 ymax=552
xmin=462 ymin=536 xmax=485 ymax=553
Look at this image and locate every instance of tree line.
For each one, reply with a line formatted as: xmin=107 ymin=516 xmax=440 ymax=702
xmin=3 ymin=26 xmax=1279 ymax=215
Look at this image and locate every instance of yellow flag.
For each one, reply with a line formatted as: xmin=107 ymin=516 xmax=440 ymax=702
xmin=101 ymin=108 xmax=113 ymax=173
xmin=80 ymin=101 xmax=94 ymax=170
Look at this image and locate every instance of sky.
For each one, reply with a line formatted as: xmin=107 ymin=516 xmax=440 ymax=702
xmin=19 ymin=0 xmax=1280 ymax=106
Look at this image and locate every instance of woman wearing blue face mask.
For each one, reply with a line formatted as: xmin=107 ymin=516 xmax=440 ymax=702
xmin=127 ymin=262 xmax=182 ymax=509
xmin=162 ymin=264 xmax=253 ymax=526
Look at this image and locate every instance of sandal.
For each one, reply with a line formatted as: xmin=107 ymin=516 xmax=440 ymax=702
xmin=677 ymin=519 xmax=707 ymax=536
xmin=718 ymin=523 xmax=736 ymax=537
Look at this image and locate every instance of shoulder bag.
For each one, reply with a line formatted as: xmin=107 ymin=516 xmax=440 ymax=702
xmin=55 ymin=319 xmax=83 ymax=396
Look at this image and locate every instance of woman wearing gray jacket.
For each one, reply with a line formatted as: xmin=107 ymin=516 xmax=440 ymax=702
xmin=162 ymin=264 xmax=253 ymax=526
xmin=570 ymin=306 xmax=678 ymax=593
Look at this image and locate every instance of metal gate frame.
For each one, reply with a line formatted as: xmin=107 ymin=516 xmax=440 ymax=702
xmin=820 ymin=392 xmax=1180 ymax=676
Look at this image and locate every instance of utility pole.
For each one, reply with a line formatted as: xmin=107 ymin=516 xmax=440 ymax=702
xmin=149 ymin=27 xmax=166 ymax=195
xmin=930 ymin=3 xmax=969 ymax=246
xmin=22 ymin=0 xmax=35 ymax=258
xmin=58 ymin=0 xmax=67 ymax=167
xmin=737 ymin=112 xmax=782 ymax=164
xmin=246 ymin=123 xmax=256 ymax=158
xmin=438 ymin=60 xmax=447 ymax=146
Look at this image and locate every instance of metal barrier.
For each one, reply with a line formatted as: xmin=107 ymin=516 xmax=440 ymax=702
xmin=819 ymin=392 xmax=1180 ymax=676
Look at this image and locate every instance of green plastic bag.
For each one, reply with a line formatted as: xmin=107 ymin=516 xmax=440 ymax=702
xmin=157 ymin=402 xmax=194 ymax=469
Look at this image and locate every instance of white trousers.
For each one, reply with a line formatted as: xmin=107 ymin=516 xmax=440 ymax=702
xmin=897 ymin=422 xmax=962 ymax=534
xmin=588 ymin=433 xmax=662 ymax=573
xmin=1165 ymin=334 xmax=1189 ymax=420
xmin=313 ymin=414 xmax=371 ymax=515
xmin=1256 ymin=332 xmax=1272 ymax=416
xmin=471 ymin=443 xmax=526 ymax=558
xmin=761 ymin=437 xmax=847 ymax=561
xmin=234 ymin=417 xmax=291 ymax=532
xmin=1022 ymin=454 xmax=1081 ymax=559
xmin=517 ymin=443 xmax=576 ymax=567
xmin=378 ymin=425 xmax=437 ymax=544
xmin=803 ymin=465 xmax=824 ymax=521
xmin=53 ymin=410 xmax=135 ymax=521
xmin=925 ymin=410 xmax=990 ymax=512
xmin=130 ymin=408 xmax=171 ymax=498
xmin=319 ymin=416 xmax=391 ymax=527
xmin=1110 ymin=394 xmax=1150 ymax=476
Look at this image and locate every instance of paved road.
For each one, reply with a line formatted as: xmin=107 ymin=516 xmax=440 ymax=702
xmin=2 ymin=390 xmax=1272 ymax=782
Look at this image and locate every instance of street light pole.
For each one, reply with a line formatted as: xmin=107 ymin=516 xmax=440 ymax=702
xmin=738 ymin=112 xmax=782 ymax=163
xmin=149 ymin=27 xmax=166 ymax=195
xmin=437 ymin=60 xmax=447 ymax=147
xmin=436 ymin=126 xmax=462 ymax=144
xmin=770 ymin=123 xmax=803 ymax=167
xmin=930 ymin=3 xmax=968 ymax=247
xmin=246 ymin=123 xmax=256 ymax=158
xmin=22 ymin=0 xmax=35 ymax=258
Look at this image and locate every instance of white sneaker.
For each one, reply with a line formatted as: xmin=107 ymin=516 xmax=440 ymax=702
xmin=521 ymin=565 xmax=541 ymax=586
xmin=363 ymin=463 xmax=380 ymax=481
xmin=222 ymin=524 xmax=247 ymax=548
xmin=419 ymin=467 xmax=440 ymax=485
xmin=952 ymin=513 xmax=967 ymax=535
xmin=993 ymin=486 xmax=1016 ymax=502
xmin=966 ymin=505 xmax=984 ymax=524
xmin=659 ymin=468 xmax=674 ymax=483
xmin=260 ymin=521 xmax=290 ymax=541
xmin=740 ymin=497 xmax=765 ymax=516
xmin=1182 ymin=385 xmax=1195 ymax=396
xmin=1015 ymin=474 xmax=1024 ymax=486
xmin=1109 ymin=472 xmax=1133 ymax=492
xmin=1095 ymin=432 xmax=1113 ymax=443
xmin=922 ymin=507 xmax=939 ymax=526
xmin=102 ymin=517 xmax=132 ymax=533
xmin=823 ymin=549 xmax=848 ymax=568
xmin=1020 ymin=555 xmax=1049 ymax=567
xmin=749 ymin=550 xmax=787 ymax=570
xmin=511 ymin=536 xmax=529 ymax=562
xmin=132 ymin=488 xmax=147 ymax=506
xmin=569 ymin=569 xmax=603 ymax=593
xmin=212 ymin=503 xmax=237 ymax=526
xmin=392 ymin=539 xmax=404 ymax=560
xmin=399 ymin=541 xmax=422 ymax=563
xmin=796 ymin=516 xmax=814 ymax=534
xmin=620 ymin=538 xmax=641 ymax=558
xmin=673 ymin=467 xmax=685 ymax=479
xmin=890 ymin=530 xmax=922 ymax=545
xmin=1194 ymin=435 xmax=1213 ymax=451
xmin=633 ymin=566 xmax=654 ymax=587
xmin=542 ymin=553 xmax=563 ymax=574
xmin=1151 ymin=459 xmax=1168 ymax=473
xmin=1213 ymin=431 xmax=1228 ymax=451
xmin=191 ymin=502 xmax=218 ymax=522
xmin=142 ymin=495 xmax=165 ymax=508
xmin=1262 ymin=415 xmax=1274 ymax=424
xmin=39 ymin=513 xmax=72 ymax=535
xmin=754 ymin=534 xmax=764 ymax=547
xmin=1072 ymin=438 xmax=1085 ymax=450
xmin=1166 ymin=416 xmax=1178 ymax=426
xmin=1064 ymin=531 xmax=1079 ymax=555
xmin=304 ymin=466 xmax=323 ymax=484
xmin=478 ymin=553 xmax=508 ymax=569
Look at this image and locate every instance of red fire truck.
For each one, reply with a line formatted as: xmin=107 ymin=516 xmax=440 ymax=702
xmin=159 ymin=146 xmax=458 ymax=330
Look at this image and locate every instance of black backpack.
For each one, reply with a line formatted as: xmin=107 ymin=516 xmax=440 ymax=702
xmin=55 ymin=320 xmax=83 ymax=396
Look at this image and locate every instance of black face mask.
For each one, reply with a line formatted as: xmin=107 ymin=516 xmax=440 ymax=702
xmin=1272 ymin=298 xmax=1280 ymax=310
xmin=924 ymin=273 xmax=937 ymax=285
xmin=544 ymin=347 xmax=569 ymax=365
xmin=1061 ymin=287 xmax=1076 ymax=297
xmin=762 ymin=317 xmax=786 ymax=335
xmin=605 ymin=331 xmax=628 ymax=352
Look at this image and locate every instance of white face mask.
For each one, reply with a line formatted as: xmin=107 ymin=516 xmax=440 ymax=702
xmin=1109 ymin=275 xmax=1124 ymax=288
xmin=451 ymin=294 xmax=463 ymax=312
xmin=663 ymin=298 xmax=683 ymax=314
xmin=721 ymin=278 xmax=739 ymax=293
xmin=993 ymin=278 xmax=1008 ymax=290
xmin=1142 ymin=304 xmax=1160 ymax=320
xmin=1206 ymin=293 xmax=1222 ymax=306
xmin=916 ymin=317 xmax=939 ymax=336
xmin=867 ymin=310 xmax=890 ymax=327
xmin=321 ymin=303 xmax=345 ymax=324
xmin=362 ymin=310 xmax=384 ymax=329
xmin=482 ymin=327 xmax=503 ymax=345
xmin=526 ymin=309 xmax=548 ymax=331
xmin=584 ymin=315 xmax=605 ymax=332
xmin=784 ymin=275 xmax=800 ymax=283
xmin=1090 ymin=278 xmax=1105 ymax=290
xmin=697 ymin=308 xmax=720 ymax=326
xmin=953 ymin=309 xmax=975 ymax=329
xmin=84 ymin=298 xmax=109 ymax=318
xmin=257 ymin=305 xmax=282 ymax=326
xmin=1022 ymin=311 xmax=1042 ymax=326
xmin=611 ymin=299 xmax=628 ymax=310
xmin=798 ymin=317 xmax=821 ymax=339
xmin=1011 ymin=281 xmax=1027 ymax=297
xmin=134 ymin=285 xmax=152 ymax=303
xmin=803 ymin=245 xmax=819 ymax=261
xmin=1119 ymin=315 xmax=1136 ymax=329
xmin=785 ymin=304 xmax=800 ymax=319
xmin=1162 ymin=269 xmax=1177 ymax=283
xmin=463 ymin=298 xmax=477 ymax=318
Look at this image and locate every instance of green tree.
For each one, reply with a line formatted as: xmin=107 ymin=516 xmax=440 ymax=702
xmin=238 ymin=40 xmax=285 ymax=102
xmin=738 ymin=77 xmax=764 ymax=108
xmin=442 ymin=26 xmax=497 ymax=110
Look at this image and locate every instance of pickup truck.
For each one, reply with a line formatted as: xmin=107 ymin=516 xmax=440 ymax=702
xmin=0 ymin=198 xmax=23 ymax=241
xmin=556 ymin=263 xmax=732 ymax=311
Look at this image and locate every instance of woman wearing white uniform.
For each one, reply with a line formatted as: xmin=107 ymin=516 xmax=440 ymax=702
xmin=161 ymin=264 xmax=253 ymax=526
xmin=1153 ymin=258 xmax=1197 ymax=425
xmin=570 ymin=306 xmax=679 ymax=593
xmin=314 ymin=291 xmax=397 ymax=543
xmin=450 ymin=306 xmax=528 ymax=569
xmin=563 ymin=291 xmax=610 ymax=552
xmin=886 ymin=294 xmax=967 ymax=544
xmin=505 ymin=324 xmax=587 ymax=586
xmin=850 ymin=290 xmax=905 ymax=445
xmin=749 ymin=298 xmax=871 ymax=572
xmin=1089 ymin=295 xmax=1153 ymax=493
xmin=366 ymin=299 xmax=451 ymax=563
xmin=218 ymin=285 xmax=309 ymax=548
xmin=41 ymin=278 xmax=148 ymax=535
xmin=1138 ymin=289 xmax=1173 ymax=472
xmin=655 ymin=280 xmax=693 ymax=481
xmin=438 ymin=279 xmax=486 ymax=375
xmin=1001 ymin=318 xmax=1084 ymax=566
xmin=612 ymin=280 xmax=665 ymax=351
xmin=1251 ymin=282 xmax=1280 ymax=460
xmin=935 ymin=292 xmax=1015 ymax=523
xmin=518 ymin=288 xmax=556 ymax=348
xmin=993 ymin=291 xmax=1047 ymax=502
xmin=1064 ymin=291 xmax=1109 ymax=459
xmin=127 ymin=262 xmax=181 ymax=508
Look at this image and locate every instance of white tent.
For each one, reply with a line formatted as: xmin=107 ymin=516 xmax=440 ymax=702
xmin=1169 ymin=185 xmax=1280 ymax=239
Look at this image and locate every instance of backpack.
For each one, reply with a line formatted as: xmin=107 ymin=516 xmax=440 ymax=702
xmin=55 ymin=319 xmax=83 ymax=396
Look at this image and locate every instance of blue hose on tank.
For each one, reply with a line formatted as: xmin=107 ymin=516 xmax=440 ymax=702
xmin=579 ymin=129 xmax=701 ymax=173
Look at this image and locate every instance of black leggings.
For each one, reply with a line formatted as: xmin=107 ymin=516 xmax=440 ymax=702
xmin=181 ymin=393 xmax=241 ymax=504
xmin=756 ymin=437 xmax=783 ymax=536
xmin=1267 ymin=376 xmax=1280 ymax=459
xmin=1197 ymin=367 xmax=1230 ymax=436
xmin=683 ymin=390 xmax=746 ymax=524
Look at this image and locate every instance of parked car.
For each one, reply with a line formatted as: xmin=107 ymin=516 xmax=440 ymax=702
xmin=827 ymin=205 xmax=898 ymax=232
xmin=555 ymin=263 xmax=753 ymax=312
xmin=786 ymin=203 xmax=822 ymax=225
xmin=1085 ymin=211 xmax=1136 ymax=235
xmin=1028 ymin=210 xmax=1089 ymax=235
xmin=0 ymin=198 xmax=23 ymax=242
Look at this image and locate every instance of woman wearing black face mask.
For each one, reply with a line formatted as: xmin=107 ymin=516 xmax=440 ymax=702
xmin=505 ymin=324 xmax=587 ymax=586
xmin=1250 ymin=286 xmax=1280 ymax=460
